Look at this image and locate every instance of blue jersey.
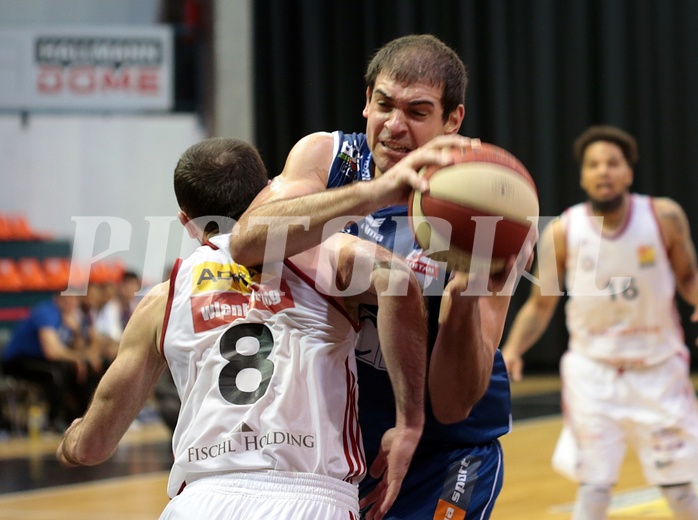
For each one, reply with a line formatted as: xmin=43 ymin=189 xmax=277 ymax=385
xmin=2 ymin=299 xmax=73 ymax=361
xmin=327 ymin=131 xmax=511 ymax=463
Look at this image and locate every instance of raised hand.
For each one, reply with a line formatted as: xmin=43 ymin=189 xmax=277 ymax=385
xmin=359 ymin=425 xmax=422 ymax=520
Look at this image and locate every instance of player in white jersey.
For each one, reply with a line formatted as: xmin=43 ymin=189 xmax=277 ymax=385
xmin=502 ymin=125 xmax=698 ymax=520
xmin=56 ymin=137 xmax=427 ymax=520
xmin=163 ymin=233 xmax=365 ymax=496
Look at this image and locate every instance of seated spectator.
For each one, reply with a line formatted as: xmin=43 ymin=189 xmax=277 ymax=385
xmin=87 ymin=271 xmax=142 ymax=360
xmin=81 ymin=281 xmax=118 ymax=365
xmin=103 ymin=270 xmax=141 ymax=336
xmin=1 ymin=294 xmax=101 ymax=431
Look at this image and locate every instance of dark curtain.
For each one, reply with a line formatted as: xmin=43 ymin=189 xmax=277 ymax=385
xmin=252 ymin=0 xmax=698 ymax=371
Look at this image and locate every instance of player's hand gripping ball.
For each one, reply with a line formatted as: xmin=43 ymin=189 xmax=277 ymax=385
xmin=409 ymin=143 xmax=539 ymax=273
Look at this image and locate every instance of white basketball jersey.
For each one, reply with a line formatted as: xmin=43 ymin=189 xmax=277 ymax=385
xmin=563 ymin=194 xmax=686 ymax=365
xmin=160 ymin=234 xmax=365 ymax=498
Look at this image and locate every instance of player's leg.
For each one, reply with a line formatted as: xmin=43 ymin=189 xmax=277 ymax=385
xmin=659 ymin=483 xmax=698 ymax=520
xmin=629 ymin=356 xmax=698 ymax=519
xmin=571 ymin=483 xmax=612 ymax=520
xmin=360 ymin=440 xmax=504 ymax=520
xmin=555 ymin=352 xmax=627 ymax=519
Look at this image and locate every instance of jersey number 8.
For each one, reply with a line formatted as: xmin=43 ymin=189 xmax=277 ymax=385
xmin=218 ymin=322 xmax=275 ymax=405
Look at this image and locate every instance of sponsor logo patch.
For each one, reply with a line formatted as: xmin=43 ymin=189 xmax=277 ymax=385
xmin=434 ymin=456 xmax=481 ymax=520
xmin=434 ymin=499 xmax=466 ymax=520
xmin=186 ymin=422 xmax=316 ymax=462
xmin=637 ymin=244 xmax=656 ymax=267
xmin=190 ymin=262 xmax=295 ymax=332
xmin=192 ymin=261 xmax=259 ymax=294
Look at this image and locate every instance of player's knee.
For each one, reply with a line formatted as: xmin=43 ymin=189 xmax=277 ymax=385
xmin=660 ymin=483 xmax=698 ymax=519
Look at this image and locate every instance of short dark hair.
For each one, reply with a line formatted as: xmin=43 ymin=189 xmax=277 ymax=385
xmin=174 ymin=138 xmax=269 ymax=232
xmin=121 ymin=270 xmax=140 ymax=283
xmin=573 ymin=125 xmax=639 ymax=166
xmin=364 ymin=34 xmax=467 ymax=122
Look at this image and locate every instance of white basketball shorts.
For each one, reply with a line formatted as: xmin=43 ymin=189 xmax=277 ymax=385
xmin=552 ymin=350 xmax=698 ymax=486
xmin=159 ymin=470 xmax=360 ymax=519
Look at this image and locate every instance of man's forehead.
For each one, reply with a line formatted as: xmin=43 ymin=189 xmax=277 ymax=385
xmin=372 ymin=74 xmax=443 ymax=103
xmin=585 ymin=140 xmax=624 ymax=157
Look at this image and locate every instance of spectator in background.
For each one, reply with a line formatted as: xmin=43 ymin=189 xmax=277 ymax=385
xmin=116 ymin=270 xmax=141 ymax=326
xmin=81 ymin=281 xmax=118 ymax=367
xmin=105 ymin=270 xmax=141 ymax=333
xmin=91 ymin=270 xmax=142 ymax=358
xmin=1 ymin=294 xmax=101 ymax=431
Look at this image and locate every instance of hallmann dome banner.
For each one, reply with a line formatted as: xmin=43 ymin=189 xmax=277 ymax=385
xmin=0 ymin=25 xmax=173 ymax=112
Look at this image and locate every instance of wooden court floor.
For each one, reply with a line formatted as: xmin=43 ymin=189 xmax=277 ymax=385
xmin=1 ymin=375 xmax=696 ymax=520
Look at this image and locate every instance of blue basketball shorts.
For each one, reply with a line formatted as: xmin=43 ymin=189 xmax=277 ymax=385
xmin=359 ymin=439 xmax=504 ymax=520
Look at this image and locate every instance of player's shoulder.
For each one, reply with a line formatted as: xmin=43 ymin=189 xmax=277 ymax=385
xmin=281 ymin=132 xmax=335 ymax=185
xmin=648 ymin=196 xmax=689 ymax=242
xmin=134 ymin=281 xmax=170 ymax=315
xmin=650 ymin=195 xmax=684 ymax=217
xmin=290 ymin=130 xmax=368 ymax=161
xmin=290 ymin=131 xmax=335 ymax=160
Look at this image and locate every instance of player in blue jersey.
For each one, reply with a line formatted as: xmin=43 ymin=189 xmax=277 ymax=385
xmin=230 ymin=35 xmax=531 ymax=519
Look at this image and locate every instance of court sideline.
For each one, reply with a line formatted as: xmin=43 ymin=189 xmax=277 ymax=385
xmin=0 ymin=374 xmax=696 ymax=519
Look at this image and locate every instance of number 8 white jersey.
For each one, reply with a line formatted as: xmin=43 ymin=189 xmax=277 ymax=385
xmin=160 ymin=234 xmax=365 ymax=498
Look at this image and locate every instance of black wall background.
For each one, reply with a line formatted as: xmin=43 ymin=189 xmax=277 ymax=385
xmin=251 ymin=0 xmax=698 ymax=372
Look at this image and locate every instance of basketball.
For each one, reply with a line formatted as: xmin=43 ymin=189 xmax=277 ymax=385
xmin=408 ymin=143 xmax=539 ymax=273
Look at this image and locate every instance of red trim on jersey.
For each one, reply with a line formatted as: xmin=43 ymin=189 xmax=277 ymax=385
xmin=342 ymin=359 xmax=357 ymax=478
xmin=648 ymin=196 xmax=672 ymax=256
xmin=283 ymin=258 xmax=361 ymax=332
xmin=159 ymin=258 xmax=182 ymax=358
xmin=342 ymin=358 xmax=366 ymax=482
xmin=202 ymin=239 xmax=219 ymax=250
xmin=583 ymin=194 xmax=635 ymax=240
xmin=648 ymin=196 xmax=685 ymax=342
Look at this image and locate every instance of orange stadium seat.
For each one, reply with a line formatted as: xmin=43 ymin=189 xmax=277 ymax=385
xmin=17 ymin=257 xmax=50 ymax=291
xmin=0 ymin=213 xmax=12 ymax=241
xmin=43 ymin=257 xmax=71 ymax=292
xmin=7 ymin=214 xmax=36 ymax=240
xmin=0 ymin=258 xmax=24 ymax=291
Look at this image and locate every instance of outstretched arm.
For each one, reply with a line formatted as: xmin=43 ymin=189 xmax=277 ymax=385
xmin=57 ymin=283 xmax=169 ymax=467
xmin=230 ymin=132 xmax=476 ymax=267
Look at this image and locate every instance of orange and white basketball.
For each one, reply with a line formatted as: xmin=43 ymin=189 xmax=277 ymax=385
xmin=408 ymin=143 xmax=539 ymax=272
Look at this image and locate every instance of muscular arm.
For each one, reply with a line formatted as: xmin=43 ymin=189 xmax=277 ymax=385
xmin=501 ymin=220 xmax=565 ymax=381
xmin=428 ymin=271 xmax=512 ymax=424
xmin=230 ymin=132 xmax=473 ymax=267
xmin=369 ymin=249 xmax=427 ymax=434
xmin=327 ymin=235 xmax=426 ymax=518
xmin=329 ymin=235 xmax=426 ymax=432
xmin=57 ymin=283 xmax=169 ymax=467
xmin=654 ymin=197 xmax=698 ymax=314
